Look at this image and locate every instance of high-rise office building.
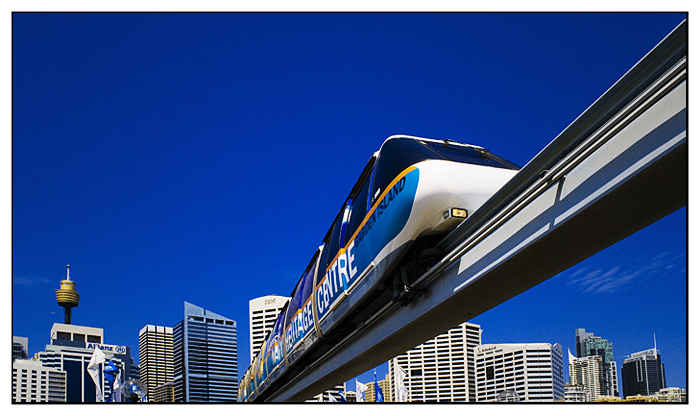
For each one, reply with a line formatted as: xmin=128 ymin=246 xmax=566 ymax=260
xmin=12 ymin=358 xmax=67 ymax=403
xmin=37 ymin=323 xmax=137 ymax=402
xmin=474 ymin=343 xmax=565 ymax=402
xmin=621 ymin=347 xmax=666 ymax=398
xmin=139 ymin=325 xmax=173 ymax=402
xmin=568 ymin=349 xmax=603 ymax=401
xmin=575 ymin=328 xmax=618 ymax=396
xmin=388 ymin=322 xmax=481 ymax=402
xmin=249 ymin=295 xmax=290 ymax=363
xmin=173 ymin=302 xmax=238 ymax=402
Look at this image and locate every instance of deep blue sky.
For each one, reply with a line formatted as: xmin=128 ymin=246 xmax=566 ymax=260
xmin=12 ymin=12 xmax=687 ymax=393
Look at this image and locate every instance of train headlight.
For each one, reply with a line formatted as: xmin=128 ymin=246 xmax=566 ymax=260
xmin=451 ymin=208 xmax=468 ymax=218
xmin=437 ymin=207 xmax=469 ymax=233
xmin=444 ymin=208 xmax=468 ymax=219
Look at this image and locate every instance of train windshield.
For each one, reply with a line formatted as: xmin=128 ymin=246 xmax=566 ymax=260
xmin=423 ymin=140 xmax=521 ymax=170
xmin=370 ymin=137 xmax=520 ymax=205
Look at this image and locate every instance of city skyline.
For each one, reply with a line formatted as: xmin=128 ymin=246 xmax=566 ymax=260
xmin=11 ymin=12 xmax=687 ymax=394
xmin=11 ymin=317 xmax=684 ymax=402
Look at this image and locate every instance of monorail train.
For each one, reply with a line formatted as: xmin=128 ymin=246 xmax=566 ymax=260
xmin=239 ymin=135 xmax=520 ymax=402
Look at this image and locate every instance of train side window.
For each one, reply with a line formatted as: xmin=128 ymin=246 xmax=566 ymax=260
xmin=264 ymin=308 xmax=285 ymax=359
xmin=270 ymin=302 xmax=287 ymax=344
xmin=301 ymin=260 xmax=316 ymax=308
xmin=284 ymin=271 xmax=306 ymax=328
xmin=318 ymin=242 xmax=330 ymax=280
xmin=339 ymin=199 xmax=352 ymax=248
xmin=347 ymin=176 xmax=371 ymax=241
xmin=287 ymin=249 xmax=320 ymax=322
xmin=324 ymin=219 xmax=343 ymax=272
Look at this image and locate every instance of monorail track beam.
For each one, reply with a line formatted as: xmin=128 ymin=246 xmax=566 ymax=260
xmin=266 ymin=20 xmax=687 ymax=402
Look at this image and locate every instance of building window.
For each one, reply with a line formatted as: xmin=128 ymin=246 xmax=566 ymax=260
xmin=486 ymin=366 xmax=495 ymax=380
xmin=56 ymin=332 xmax=71 ymax=340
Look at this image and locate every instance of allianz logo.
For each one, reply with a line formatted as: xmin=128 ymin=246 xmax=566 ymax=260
xmin=87 ymin=343 xmax=127 ymax=354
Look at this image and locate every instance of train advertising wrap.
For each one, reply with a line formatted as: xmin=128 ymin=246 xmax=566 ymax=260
xmin=284 ymin=297 xmax=314 ymax=353
xmin=265 ymin=316 xmax=285 ymax=374
xmin=315 ymin=167 xmax=420 ymax=322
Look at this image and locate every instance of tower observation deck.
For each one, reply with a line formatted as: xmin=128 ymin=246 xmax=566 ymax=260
xmin=55 ymin=265 xmax=80 ymax=324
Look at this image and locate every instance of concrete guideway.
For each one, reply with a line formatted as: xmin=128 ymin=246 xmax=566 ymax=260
xmin=269 ymin=20 xmax=687 ymax=402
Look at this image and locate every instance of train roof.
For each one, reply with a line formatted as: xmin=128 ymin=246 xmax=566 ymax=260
xmin=383 ymin=134 xmax=485 ymax=151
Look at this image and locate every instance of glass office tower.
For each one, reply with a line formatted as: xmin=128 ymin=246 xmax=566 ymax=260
xmin=173 ymin=302 xmax=238 ymax=402
xmin=621 ymin=348 xmax=666 ymax=398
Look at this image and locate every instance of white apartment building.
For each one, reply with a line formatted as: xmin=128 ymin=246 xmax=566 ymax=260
xmin=249 ymin=295 xmax=290 ymax=363
xmin=139 ymin=325 xmax=174 ymax=402
xmin=12 ymin=359 xmax=67 ymax=403
xmin=568 ymin=349 xmax=603 ymax=402
xmin=475 ymin=343 xmax=564 ymax=402
xmin=388 ymin=322 xmax=482 ymax=402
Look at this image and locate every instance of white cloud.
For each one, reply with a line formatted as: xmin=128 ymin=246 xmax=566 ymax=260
xmin=12 ymin=275 xmax=51 ymax=287
xmin=12 ymin=276 xmax=34 ymax=286
xmin=565 ymin=250 xmax=686 ymax=295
